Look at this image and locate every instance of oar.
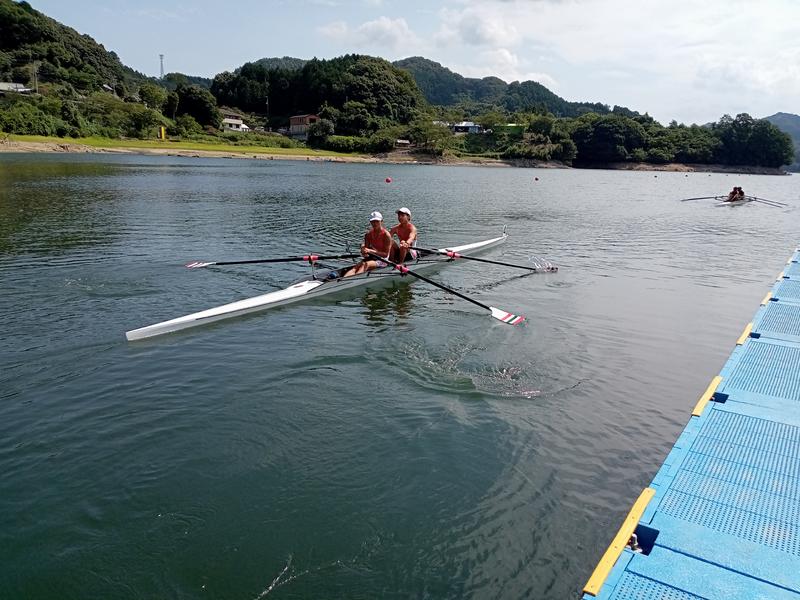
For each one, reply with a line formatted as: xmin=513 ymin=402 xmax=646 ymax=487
xmin=366 ymin=252 xmax=525 ymax=325
xmin=416 ymin=246 xmax=557 ymax=272
xmin=681 ymin=196 xmax=718 ymax=202
xmin=186 ymin=253 xmax=360 ymax=269
xmin=750 ymin=196 xmax=787 ymax=207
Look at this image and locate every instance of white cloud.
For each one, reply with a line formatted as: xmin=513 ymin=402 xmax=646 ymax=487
xmin=435 ymin=9 xmax=521 ymax=47
xmin=308 ymin=0 xmax=799 ymax=123
xmin=424 ymin=0 xmax=800 ymax=122
xmin=318 ymin=16 xmax=422 ymax=53
xmin=318 ymin=20 xmax=349 ymax=40
xmin=455 ymin=48 xmax=558 ymax=89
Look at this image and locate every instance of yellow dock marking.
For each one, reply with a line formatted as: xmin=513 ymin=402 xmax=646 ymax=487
xmin=736 ymin=322 xmax=753 ymax=346
xmin=583 ymin=488 xmax=656 ymax=596
xmin=692 ymin=375 xmax=723 ymax=417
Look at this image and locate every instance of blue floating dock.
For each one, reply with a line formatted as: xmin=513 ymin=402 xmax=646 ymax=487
xmin=583 ymin=247 xmax=800 ymax=599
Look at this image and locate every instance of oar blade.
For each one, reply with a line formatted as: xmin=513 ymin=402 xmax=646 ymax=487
xmin=185 ymin=261 xmax=215 ymax=269
xmin=489 ymin=306 xmax=526 ymax=326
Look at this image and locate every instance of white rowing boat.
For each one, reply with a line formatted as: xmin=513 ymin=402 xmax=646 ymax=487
xmin=126 ymin=233 xmax=508 ymax=341
xmin=715 ymin=194 xmax=753 ymax=206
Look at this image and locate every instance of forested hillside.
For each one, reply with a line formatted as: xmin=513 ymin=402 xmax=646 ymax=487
xmin=393 ymin=56 xmax=614 ymax=117
xmin=0 ymin=1 xmax=794 ymax=169
xmin=211 ymin=54 xmax=425 ymax=131
xmin=765 ymin=112 xmax=800 ymax=170
xmin=0 ymin=0 xmax=146 ymax=94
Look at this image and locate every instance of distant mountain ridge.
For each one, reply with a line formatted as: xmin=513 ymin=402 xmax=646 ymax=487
xmin=765 ymin=112 xmax=800 ymax=170
xmin=392 ymin=57 xmax=505 ymax=105
xmin=392 ymin=56 xmax=621 ymax=117
xmin=248 ymin=55 xmax=624 ymax=117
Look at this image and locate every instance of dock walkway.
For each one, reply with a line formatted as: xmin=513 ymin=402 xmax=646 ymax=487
xmin=583 ymin=246 xmax=800 ymax=599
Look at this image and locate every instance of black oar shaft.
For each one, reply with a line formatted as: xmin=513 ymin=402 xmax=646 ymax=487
xmin=366 ymin=252 xmax=490 ymax=311
xmin=416 ymin=247 xmax=548 ymax=271
xmin=199 ymin=253 xmax=360 ymax=267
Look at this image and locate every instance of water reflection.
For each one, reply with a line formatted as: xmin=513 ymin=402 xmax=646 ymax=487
xmin=0 ymin=157 xmax=120 ymax=255
xmin=359 ymin=281 xmax=415 ymax=325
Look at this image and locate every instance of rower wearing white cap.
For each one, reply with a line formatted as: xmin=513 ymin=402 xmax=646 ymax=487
xmin=390 ymin=207 xmax=418 ymax=263
xmin=343 ymin=211 xmax=393 ymax=277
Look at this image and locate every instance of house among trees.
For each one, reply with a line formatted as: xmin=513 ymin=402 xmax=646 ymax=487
xmin=221 ymin=109 xmax=250 ymax=133
xmin=453 ymin=121 xmax=483 ymax=134
xmin=289 ymin=114 xmax=319 ymax=140
xmin=0 ymin=82 xmax=33 ymax=95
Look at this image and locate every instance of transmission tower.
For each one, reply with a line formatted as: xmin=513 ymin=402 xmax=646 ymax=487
xmin=159 ymin=54 xmax=164 ymax=79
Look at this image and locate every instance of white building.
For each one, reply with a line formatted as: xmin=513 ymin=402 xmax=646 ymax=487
xmin=0 ymin=82 xmax=33 ymax=94
xmin=221 ymin=110 xmax=250 ymax=133
xmin=222 ymin=117 xmax=250 ymax=132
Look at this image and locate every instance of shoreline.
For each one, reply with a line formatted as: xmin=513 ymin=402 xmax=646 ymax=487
xmin=0 ymin=137 xmax=789 ymax=175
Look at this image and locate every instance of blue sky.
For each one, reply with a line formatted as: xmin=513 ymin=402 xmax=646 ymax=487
xmin=30 ymin=0 xmax=800 ymax=125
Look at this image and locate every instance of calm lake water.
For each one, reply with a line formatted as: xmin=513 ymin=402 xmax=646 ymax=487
xmin=1 ymin=153 xmax=798 ymax=599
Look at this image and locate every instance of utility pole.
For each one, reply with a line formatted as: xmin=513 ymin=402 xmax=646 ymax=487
xmin=159 ymin=54 xmax=164 ymax=79
xmin=29 ymin=57 xmax=39 ymax=93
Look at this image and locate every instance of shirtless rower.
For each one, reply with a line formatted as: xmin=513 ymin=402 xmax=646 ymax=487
xmin=343 ymin=211 xmax=393 ymax=277
xmin=390 ymin=207 xmax=418 ymax=263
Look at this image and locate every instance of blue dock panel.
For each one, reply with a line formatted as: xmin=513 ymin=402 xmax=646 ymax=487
xmin=583 ymin=246 xmax=800 ymax=599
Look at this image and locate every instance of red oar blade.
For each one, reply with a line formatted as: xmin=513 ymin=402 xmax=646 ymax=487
xmin=489 ymin=306 xmax=526 ymax=325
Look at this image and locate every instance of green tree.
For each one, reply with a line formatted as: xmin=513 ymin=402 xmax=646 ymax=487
xmin=164 ymin=91 xmax=179 ymax=119
xmin=0 ymin=100 xmax=65 ymax=135
xmin=306 ymin=118 xmax=334 ymax=145
xmin=407 ymin=117 xmax=454 ymax=155
xmin=337 ymin=100 xmax=375 ymax=136
xmin=139 ymin=82 xmax=167 ymax=112
xmin=476 ymin=109 xmax=506 ymax=131
xmin=176 ymin=84 xmax=221 ymax=128
xmin=746 ymin=119 xmax=794 ymax=167
xmin=572 ymin=114 xmax=646 ymax=163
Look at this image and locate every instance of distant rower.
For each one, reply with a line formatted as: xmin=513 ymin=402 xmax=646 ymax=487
xmin=726 ymin=186 xmax=745 ymax=202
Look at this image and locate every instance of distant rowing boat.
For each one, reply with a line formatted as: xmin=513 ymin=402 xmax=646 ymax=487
xmin=126 ymin=234 xmax=510 ymax=340
xmin=681 ymin=195 xmax=786 ymax=208
xmin=714 ymin=194 xmax=754 ymax=206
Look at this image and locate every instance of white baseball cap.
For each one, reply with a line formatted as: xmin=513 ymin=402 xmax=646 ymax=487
xmin=369 ymin=210 xmax=383 ymax=221
xmin=397 ymin=207 xmax=411 ymax=216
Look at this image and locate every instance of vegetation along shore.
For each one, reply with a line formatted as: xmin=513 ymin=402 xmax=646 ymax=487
xmin=0 ymin=0 xmax=796 ymax=172
xmin=0 ymin=134 xmax=788 ymax=175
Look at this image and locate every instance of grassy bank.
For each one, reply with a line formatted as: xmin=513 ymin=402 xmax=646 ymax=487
xmin=1 ymin=134 xmax=364 ymax=158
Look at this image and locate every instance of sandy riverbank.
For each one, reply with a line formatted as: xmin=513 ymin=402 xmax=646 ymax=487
xmin=0 ymin=137 xmax=564 ymax=168
xmin=0 ymin=137 xmax=789 ymax=174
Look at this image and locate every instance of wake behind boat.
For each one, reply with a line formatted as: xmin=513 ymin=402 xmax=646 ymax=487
xmin=125 ymin=233 xmax=550 ymax=341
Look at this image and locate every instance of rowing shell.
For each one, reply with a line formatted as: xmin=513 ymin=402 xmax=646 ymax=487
xmin=125 ymin=234 xmax=508 ymax=341
xmin=715 ymin=195 xmax=754 ymax=206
